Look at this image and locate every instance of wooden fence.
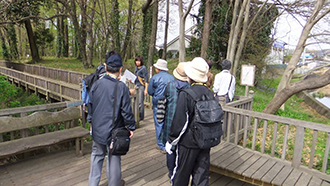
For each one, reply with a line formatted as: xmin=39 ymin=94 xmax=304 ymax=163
xmin=222 ymin=106 xmax=330 ymax=179
xmin=0 ymin=61 xmax=87 ymax=85
xmin=0 ymin=66 xmax=81 ymax=101
xmin=0 ymin=101 xmax=83 ymax=143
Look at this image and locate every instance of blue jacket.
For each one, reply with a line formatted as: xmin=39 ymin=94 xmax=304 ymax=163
xmin=87 ymin=75 xmax=136 ymax=145
xmin=147 ymin=71 xmax=174 ymax=107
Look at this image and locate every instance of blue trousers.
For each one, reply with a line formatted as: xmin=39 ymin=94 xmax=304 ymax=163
xmin=153 ymin=106 xmax=165 ymax=151
xmin=88 ymin=141 xmax=122 ymax=186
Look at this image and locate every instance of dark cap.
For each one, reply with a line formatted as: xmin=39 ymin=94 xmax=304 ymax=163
xmin=106 ymin=54 xmax=122 ymax=67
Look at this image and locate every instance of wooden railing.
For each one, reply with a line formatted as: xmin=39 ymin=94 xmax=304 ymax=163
xmin=0 ymin=61 xmax=87 ymax=85
xmin=0 ymin=66 xmax=81 ymax=101
xmin=221 ymin=91 xmax=254 ymax=141
xmin=0 ymin=101 xmax=83 ymax=142
xmin=222 ymin=106 xmax=330 ymax=177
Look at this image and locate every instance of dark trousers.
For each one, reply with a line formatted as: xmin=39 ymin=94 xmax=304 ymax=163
xmin=171 ymin=145 xmax=210 ymax=186
xmin=167 ymin=152 xmax=176 ymax=178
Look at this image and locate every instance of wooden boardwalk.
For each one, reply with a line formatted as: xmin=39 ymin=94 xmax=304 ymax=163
xmin=210 ymin=143 xmax=330 ymax=186
xmin=0 ymin=108 xmax=253 ymax=186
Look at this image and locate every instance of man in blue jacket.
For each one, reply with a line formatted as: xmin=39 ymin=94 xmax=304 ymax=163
xmin=88 ymin=53 xmax=136 ymax=186
xmin=148 ymin=59 xmax=174 ymax=153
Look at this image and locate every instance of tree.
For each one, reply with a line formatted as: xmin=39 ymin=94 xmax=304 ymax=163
xmin=200 ymin=0 xmax=213 ymax=59
xmin=141 ymin=0 xmax=153 ymax=66
xmin=55 ymin=0 xmax=89 ymax=67
xmin=178 ymin=0 xmax=194 ymax=62
xmin=111 ymin=0 xmax=120 ymax=52
xmin=122 ymin=0 xmax=133 ymax=62
xmin=264 ymin=0 xmax=330 ymax=114
xmin=147 ymin=0 xmax=158 ymax=67
xmin=162 ymin=0 xmax=170 ymax=59
xmin=8 ymin=24 xmax=19 ymax=60
xmin=5 ymin=0 xmax=44 ymax=62
xmin=226 ymin=0 xmax=280 ymax=76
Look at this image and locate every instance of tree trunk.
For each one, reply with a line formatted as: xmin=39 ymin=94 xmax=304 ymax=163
xmin=8 ymin=24 xmax=19 ymax=60
xmin=63 ymin=21 xmax=69 ymax=57
xmin=147 ymin=0 xmax=158 ymax=68
xmin=201 ymin=0 xmax=213 ymax=59
xmin=226 ymin=0 xmax=240 ymax=59
xmin=178 ymin=0 xmax=194 ymax=62
xmin=162 ymin=0 xmax=170 ymax=60
xmin=111 ymin=0 xmax=120 ymax=52
xmin=266 ymin=0 xmax=330 ymax=113
xmin=232 ymin=0 xmax=251 ymax=76
xmin=122 ymin=0 xmax=133 ymax=62
xmin=275 ymin=0 xmax=329 ymax=96
xmin=24 ymin=19 xmax=39 ymax=62
xmin=18 ymin=25 xmax=22 ymax=59
xmin=141 ymin=0 xmax=153 ymax=65
xmin=263 ymin=70 xmax=330 ymax=114
xmin=227 ymin=0 xmax=248 ymax=65
xmin=87 ymin=0 xmax=96 ymax=68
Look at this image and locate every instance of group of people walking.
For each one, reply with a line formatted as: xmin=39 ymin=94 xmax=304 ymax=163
xmin=86 ymin=50 xmax=235 ymax=186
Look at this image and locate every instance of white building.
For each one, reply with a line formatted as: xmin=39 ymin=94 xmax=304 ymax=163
xmin=157 ymin=25 xmax=197 ymax=58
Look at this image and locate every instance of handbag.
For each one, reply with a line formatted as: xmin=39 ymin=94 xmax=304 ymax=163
xmin=109 ymin=81 xmax=131 ymax=155
xmin=156 ymin=84 xmax=169 ymax=123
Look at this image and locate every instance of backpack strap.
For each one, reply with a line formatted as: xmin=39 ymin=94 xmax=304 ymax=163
xmin=112 ymin=81 xmax=120 ymax=129
xmin=182 ymin=88 xmax=199 ymax=102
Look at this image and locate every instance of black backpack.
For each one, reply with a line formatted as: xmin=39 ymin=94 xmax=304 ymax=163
xmin=183 ymin=88 xmax=223 ymax=149
xmin=83 ymin=65 xmax=105 ymax=93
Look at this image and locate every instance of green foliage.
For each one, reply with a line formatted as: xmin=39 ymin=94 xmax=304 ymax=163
xmin=34 ymin=26 xmax=54 ymax=54
xmin=141 ymin=8 xmax=153 ymax=64
xmin=0 ymin=35 xmax=10 ymax=61
xmin=0 ymin=75 xmax=45 ymax=109
xmin=8 ymin=24 xmax=19 ymax=60
xmin=193 ymin=0 xmax=230 ymax=65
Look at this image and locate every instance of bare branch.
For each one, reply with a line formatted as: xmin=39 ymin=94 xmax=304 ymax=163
xmin=0 ymin=14 xmax=69 ymax=25
xmin=183 ymin=0 xmax=195 ymax=19
xmin=308 ymin=33 xmax=330 ymax=38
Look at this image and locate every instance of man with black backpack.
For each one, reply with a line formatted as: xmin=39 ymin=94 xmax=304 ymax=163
xmin=166 ymin=57 xmax=223 ymax=186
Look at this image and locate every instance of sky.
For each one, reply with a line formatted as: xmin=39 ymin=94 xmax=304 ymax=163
xmin=274 ymin=11 xmax=330 ymax=51
xmin=156 ymin=1 xmax=330 ymax=51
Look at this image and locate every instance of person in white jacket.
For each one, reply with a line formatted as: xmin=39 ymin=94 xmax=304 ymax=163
xmin=213 ymin=59 xmax=236 ymax=103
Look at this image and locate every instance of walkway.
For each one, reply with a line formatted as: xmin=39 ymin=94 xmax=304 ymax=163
xmin=0 ymin=108 xmax=252 ymax=186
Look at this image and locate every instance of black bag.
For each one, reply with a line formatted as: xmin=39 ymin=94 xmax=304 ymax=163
xmin=110 ymin=127 xmax=130 ymax=155
xmin=183 ymin=88 xmax=223 ymax=149
xmin=156 ymin=84 xmax=169 ymax=123
xmin=109 ymin=81 xmax=131 ymax=155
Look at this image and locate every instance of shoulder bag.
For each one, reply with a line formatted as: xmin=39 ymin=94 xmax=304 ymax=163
xmin=109 ymin=81 xmax=131 ymax=155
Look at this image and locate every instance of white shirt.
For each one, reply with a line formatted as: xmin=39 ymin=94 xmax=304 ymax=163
xmin=213 ymin=70 xmax=236 ymax=101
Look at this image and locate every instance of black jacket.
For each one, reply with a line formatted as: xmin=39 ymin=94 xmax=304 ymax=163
xmin=88 ymin=75 xmax=136 ymax=145
xmin=168 ymin=84 xmax=214 ymax=148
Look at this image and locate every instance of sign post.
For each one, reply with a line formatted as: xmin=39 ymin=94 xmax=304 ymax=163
xmin=241 ymin=65 xmax=255 ymax=97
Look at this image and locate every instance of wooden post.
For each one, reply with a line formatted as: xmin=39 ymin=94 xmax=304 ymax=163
xmin=245 ymin=86 xmax=249 ymax=97
xmin=322 ymin=132 xmax=330 ymax=173
xmin=292 ymin=126 xmax=305 ymax=168
xmin=252 ymin=118 xmax=258 ymax=151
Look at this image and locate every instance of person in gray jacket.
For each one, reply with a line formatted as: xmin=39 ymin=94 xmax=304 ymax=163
xmin=87 ymin=53 xmax=136 ymax=186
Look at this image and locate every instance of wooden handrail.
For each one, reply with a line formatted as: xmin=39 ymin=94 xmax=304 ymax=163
xmin=0 ymin=101 xmax=82 ymax=117
xmin=223 ymin=105 xmax=330 ymax=174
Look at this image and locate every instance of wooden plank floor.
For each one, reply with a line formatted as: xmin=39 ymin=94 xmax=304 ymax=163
xmin=210 ymin=142 xmax=330 ymax=186
xmin=0 ymin=108 xmax=253 ymax=186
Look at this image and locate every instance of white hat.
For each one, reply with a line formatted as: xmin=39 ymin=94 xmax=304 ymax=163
xmin=173 ymin=62 xmax=188 ymax=81
xmin=184 ymin=57 xmax=209 ymax=83
xmin=153 ymin=59 xmax=168 ymax=71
